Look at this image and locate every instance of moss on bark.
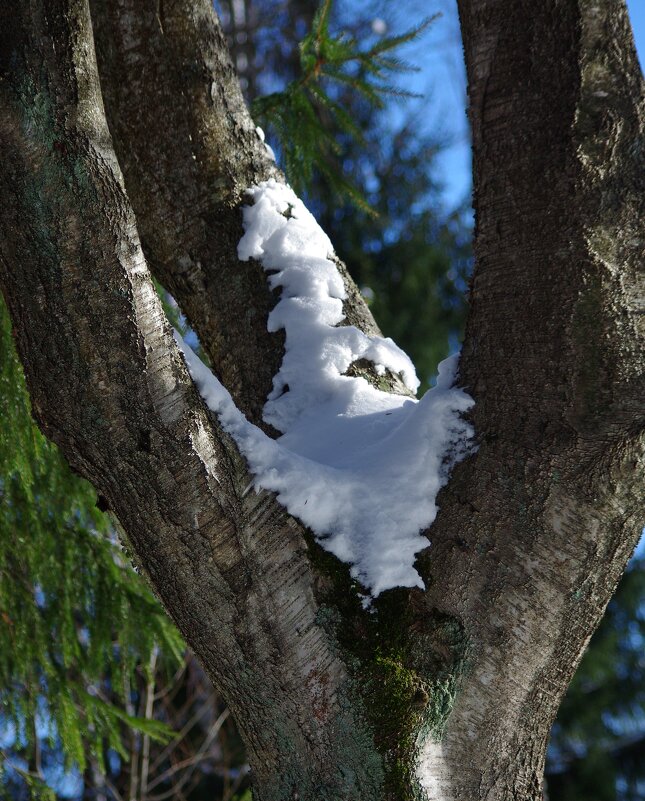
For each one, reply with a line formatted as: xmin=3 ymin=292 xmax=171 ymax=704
xmin=307 ymin=535 xmax=469 ymax=800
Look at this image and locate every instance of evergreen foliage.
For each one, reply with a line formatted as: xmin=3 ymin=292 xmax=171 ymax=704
xmin=0 ymin=295 xmax=181 ymax=797
xmin=251 ymin=0 xmax=436 ymax=209
xmin=312 ymin=120 xmax=471 ymax=392
xmin=236 ymin=0 xmax=472 ymax=390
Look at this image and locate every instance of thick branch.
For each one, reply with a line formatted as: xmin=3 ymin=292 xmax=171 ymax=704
xmin=88 ymin=0 xmax=399 ymax=429
xmin=0 ymin=3 xmax=382 ymax=797
xmin=413 ymin=2 xmax=645 ymax=798
xmin=457 ymin=0 xmax=644 ymax=442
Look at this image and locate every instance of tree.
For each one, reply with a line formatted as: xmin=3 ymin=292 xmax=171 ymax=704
xmin=0 ymin=3 xmax=474 ymax=796
xmin=0 ymin=1 xmax=643 ymax=800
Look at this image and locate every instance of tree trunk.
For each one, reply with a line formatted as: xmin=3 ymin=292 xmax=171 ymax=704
xmin=411 ymin=1 xmax=645 ymax=797
xmin=0 ymin=1 xmax=642 ymax=800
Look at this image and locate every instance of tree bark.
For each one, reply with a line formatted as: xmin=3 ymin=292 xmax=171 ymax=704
xmin=0 ymin=4 xmax=383 ymax=799
xmin=88 ymin=0 xmax=400 ymax=431
xmin=0 ymin=1 xmax=642 ymax=800
xmin=413 ymin=2 xmax=645 ymax=798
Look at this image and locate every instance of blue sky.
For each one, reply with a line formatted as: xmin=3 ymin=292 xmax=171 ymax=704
xmin=411 ymin=0 xmax=645 ymax=211
xmin=627 ymin=0 xmax=645 ymax=68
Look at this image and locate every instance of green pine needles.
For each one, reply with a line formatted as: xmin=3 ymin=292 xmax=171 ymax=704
xmin=0 ymin=295 xmax=181 ymax=796
xmin=251 ymin=0 xmax=438 ymax=209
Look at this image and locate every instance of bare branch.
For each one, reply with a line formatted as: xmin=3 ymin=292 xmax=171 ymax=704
xmin=146 ymin=708 xmax=230 ymax=798
xmin=89 ymin=0 xmax=405 ymax=428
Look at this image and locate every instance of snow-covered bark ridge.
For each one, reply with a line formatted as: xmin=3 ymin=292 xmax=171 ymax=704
xmin=178 ymin=179 xmax=474 ymax=595
xmin=237 ymin=179 xmax=419 ymax=431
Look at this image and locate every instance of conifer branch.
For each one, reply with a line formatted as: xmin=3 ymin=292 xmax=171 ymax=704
xmin=251 ymin=2 xmax=439 ymax=208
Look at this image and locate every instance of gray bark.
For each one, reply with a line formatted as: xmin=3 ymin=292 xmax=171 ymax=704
xmin=0 ymin=3 xmax=381 ymax=799
xmin=88 ymin=0 xmax=404 ymax=432
xmin=414 ymin=2 xmax=645 ymax=797
xmin=0 ymin=1 xmax=643 ymax=800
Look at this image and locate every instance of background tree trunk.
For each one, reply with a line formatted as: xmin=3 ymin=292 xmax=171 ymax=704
xmin=0 ymin=1 xmax=642 ymax=800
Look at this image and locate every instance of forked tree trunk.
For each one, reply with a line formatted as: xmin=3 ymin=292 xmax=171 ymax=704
xmin=0 ymin=1 xmax=643 ymax=800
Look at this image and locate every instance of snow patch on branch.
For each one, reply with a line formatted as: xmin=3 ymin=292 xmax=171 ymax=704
xmin=238 ymin=180 xmax=419 ymax=433
xmin=177 ymin=179 xmax=474 ymax=596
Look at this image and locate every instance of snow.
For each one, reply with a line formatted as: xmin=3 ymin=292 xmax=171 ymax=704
xmin=255 ymin=126 xmax=276 ymax=162
xmin=177 ymin=179 xmax=474 ymax=596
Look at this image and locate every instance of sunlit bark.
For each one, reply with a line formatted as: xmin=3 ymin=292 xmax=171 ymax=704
xmin=0 ymin=1 xmax=642 ymax=799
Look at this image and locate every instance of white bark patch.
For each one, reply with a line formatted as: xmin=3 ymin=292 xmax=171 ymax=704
xmin=176 ymin=180 xmax=474 ymax=596
xmin=416 ymin=740 xmax=451 ymax=800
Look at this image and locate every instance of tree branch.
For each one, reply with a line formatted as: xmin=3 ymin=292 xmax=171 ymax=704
xmin=0 ymin=3 xmax=382 ymax=797
xmin=88 ymin=0 xmax=402 ymax=430
xmin=413 ymin=2 xmax=645 ymax=798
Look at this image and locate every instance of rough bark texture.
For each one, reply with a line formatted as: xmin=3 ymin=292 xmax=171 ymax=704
xmin=0 ymin=1 xmax=643 ymax=800
xmin=0 ymin=4 xmax=383 ymax=799
xmin=413 ymin=2 xmax=645 ymax=798
xmin=87 ymin=0 xmax=406 ymax=431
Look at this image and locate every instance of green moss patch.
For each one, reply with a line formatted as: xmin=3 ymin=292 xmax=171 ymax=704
xmin=307 ymin=535 xmax=470 ymax=800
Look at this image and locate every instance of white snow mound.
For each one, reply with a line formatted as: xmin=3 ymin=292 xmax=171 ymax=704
xmin=177 ymin=179 xmax=474 ymax=596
